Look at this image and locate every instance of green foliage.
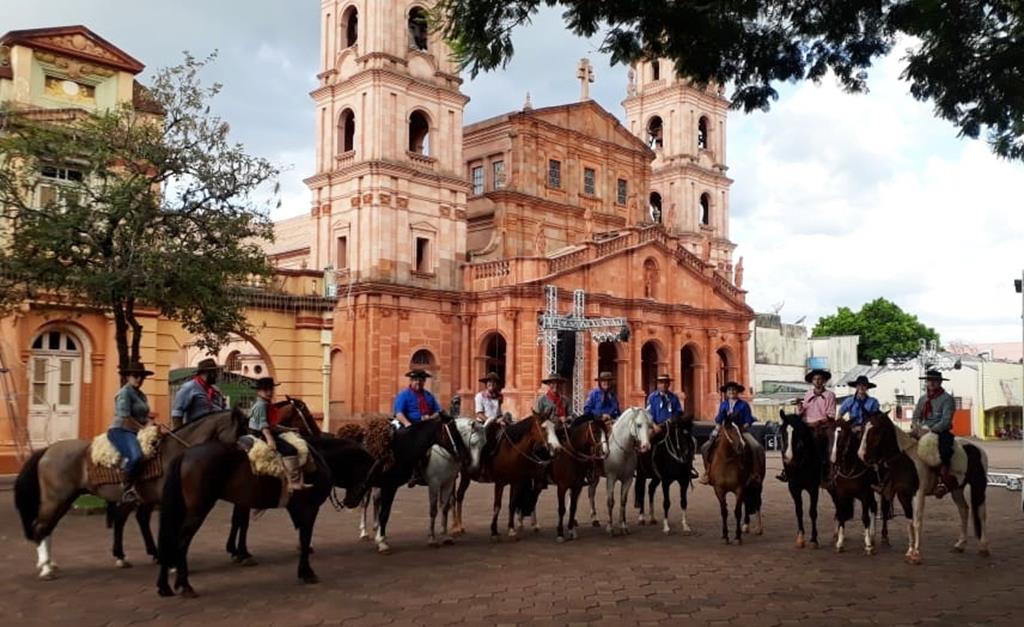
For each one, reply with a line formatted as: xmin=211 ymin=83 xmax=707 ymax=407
xmin=435 ymin=0 xmax=1024 ymax=160
xmin=812 ymin=298 xmax=940 ymax=364
xmin=0 ymin=53 xmax=278 ymax=372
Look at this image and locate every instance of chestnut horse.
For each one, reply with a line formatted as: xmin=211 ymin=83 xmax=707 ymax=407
xmin=706 ymin=414 xmax=764 ymax=544
xmin=14 ymin=408 xmax=247 ymax=580
xmin=634 ymin=415 xmax=696 ymax=535
xmin=551 ymin=417 xmax=607 ymax=543
xmin=859 ymin=411 xmax=989 ymax=564
xmin=829 ymin=418 xmax=891 ymax=554
xmin=778 ymin=411 xmax=825 ymax=549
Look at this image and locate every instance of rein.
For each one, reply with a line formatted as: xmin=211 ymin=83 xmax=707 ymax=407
xmin=655 ymin=423 xmax=693 ymax=465
xmin=557 ymin=421 xmax=606 ymax=463
xmin=156 ymin=422 xmax=192 ymax=448
xmin=499 ymin=421 xmax=552 ymax=466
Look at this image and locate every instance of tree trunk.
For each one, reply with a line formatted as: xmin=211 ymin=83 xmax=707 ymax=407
xmin=112 ymin=300 xmax=130 ymax=386
xmin=127 ymin=297 xmax=143 ymax=364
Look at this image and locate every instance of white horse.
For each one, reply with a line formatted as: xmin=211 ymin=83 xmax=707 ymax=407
xmin=358 ymin=417 xmax=485 ymax=550
xmin=586 ymin=407 xmax=653 ymax=535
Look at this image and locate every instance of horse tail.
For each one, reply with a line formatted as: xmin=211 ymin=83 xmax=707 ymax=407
xmin=744 ymin=480 xmax=763 ymax=515
xmin=965 ymin=444 xmax=987 ymax=539
xmin=511 ymin=478 xmax=538 ymax=517
xmin=157 ymin=454 xmax=187 ymax=567
xmin=633 ymin=474 xmax=646 ymax=509
xmin=14 ymin=448 xmax=47 ymax=541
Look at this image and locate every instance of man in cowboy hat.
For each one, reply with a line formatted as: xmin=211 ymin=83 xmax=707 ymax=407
xmin=646 ymin=374 xmax=683 ymax=434
xmin=171 ymin=357 xmax=227 ymax=429
xmin=533 ymin=372 xmax=569 ymax=423
xmin=913 ymin=369 xmax=958 ymax=497
xmin=393 ymin=368 xmax=442 ymax=428
xmin=475 ymin=372 xmax=505 ymax=423
xmin=248 ymin=376 xmax=309 ymax=490
xmin=109 ymin=361 xmax=155 ymax=503
xmin=699 ymin=381 xmax=755 ymax=484
xmin=584 ymin=371 xmax=621 ymax=422
xmin=777 ymin=367 xmax=836 ymax=482
xmin=839 ymin=375 xmax=880 ymax=427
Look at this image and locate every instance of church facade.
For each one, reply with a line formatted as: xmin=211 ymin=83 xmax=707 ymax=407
xmin=267 ymin=0 xmax=754 ymax=420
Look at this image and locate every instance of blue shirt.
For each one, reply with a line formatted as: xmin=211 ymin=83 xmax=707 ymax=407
xmin=584 ymin=388 xmax=620 ymax=419
xmin=393 ymin=387 xmax=441 ymax=423
xmin=839 ymin=395 xmax=880 ymax=426
xmin=112 ymin=383 xmax=150 ymax=431
xmin=171 ymin=378 xmax=226 ymax=424
xmin=248 ymin=397 xmax=271 ymax=431
xmin=646 ymin=391 xmax=683 ymax=425
xmin=714 ymin=399 xmax=755 ymax=427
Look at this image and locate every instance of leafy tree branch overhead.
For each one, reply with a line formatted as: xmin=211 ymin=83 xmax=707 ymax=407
xmin=435 ymin=0 xmax=1024 ymax=161
xmin=0 ymin=53 xmax=279 ymax=377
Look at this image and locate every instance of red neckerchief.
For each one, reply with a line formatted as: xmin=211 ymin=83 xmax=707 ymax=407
xmin=922 ymin=387 xmax=944 ymax=419
xmin=194 ymin=375 xmax=217 ymax=402
xmin=411 ymin=386 xmax=430 ymax=416
xmin=547 ymin=389 xmax=566 ymax=417
xmin=268 ymin=403 xmax=281 ymax=427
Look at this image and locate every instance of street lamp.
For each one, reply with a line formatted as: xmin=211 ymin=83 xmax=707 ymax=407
xmin=1015 ymin=274 xmax=1024 ymax=511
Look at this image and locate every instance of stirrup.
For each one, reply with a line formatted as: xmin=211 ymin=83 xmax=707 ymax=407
xmin=119 ymin=485 xmax=139 ymax=505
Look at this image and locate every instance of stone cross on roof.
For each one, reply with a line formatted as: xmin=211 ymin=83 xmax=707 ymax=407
xmin=577 ymin=58 xmax=594 ymax=101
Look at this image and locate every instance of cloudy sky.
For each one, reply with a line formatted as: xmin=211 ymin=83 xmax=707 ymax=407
xmin=8 ymin=1 xmax=1023 ymax=344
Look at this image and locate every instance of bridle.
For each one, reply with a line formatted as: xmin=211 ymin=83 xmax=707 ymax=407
xmin=557 ymin=420 xmax=607 ymax=463
xmin=833 ymin=423 xmax=871 ymax=480
xmin=500 ymin=415 xmax=554 ymax=465
xmin=655 ymin=419 xmax=693 ymax=465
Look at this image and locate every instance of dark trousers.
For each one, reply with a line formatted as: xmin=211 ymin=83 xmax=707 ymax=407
xmin=937 ymin=430 xmax=955 ymax=467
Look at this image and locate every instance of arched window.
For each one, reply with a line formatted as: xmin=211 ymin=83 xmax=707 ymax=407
xmin=598 ymin=343 xmax=619 ymax=383
xmin=409 ymin=110 xmax=430 ymax=155
xmin=651 ymin=60 xmax=661 ymax=81
xmin=341 ymin=6 xmax=359 ymax=47
xmin=339 ymin=108 xmax=355 ymax=153
xmin=700 ymin=193 xmax=710 ymax=226
xmin=481 ymin=333 xmax=507 ymax=385
xmin=225 ymin=350 xmax=242 ymax=372
xmin=408 ymin=7 xmax=429 ymax=51
xmin=411 ymin=349 xmax=435 ymax=367
xmin=649 ymin=192 xmax=662 ymax=223
xmin=646 ymin=116 xmax=663 ymax=149
xmin=643 ymin=258 xmax=659 ymax=299
xmin=641 ymin=341 xmax=661 ymax=394
xmin=716 ymin=347 xmax=731 ymax=393
xmin=680 ymin=345 xmax=699 ymax=417
xmin=697 ymin=116 xmax=709 ymax=150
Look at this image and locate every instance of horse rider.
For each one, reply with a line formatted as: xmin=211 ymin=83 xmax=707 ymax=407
xmin=646 ymin=373 xmax=683 ymax=436
xmin=533 ymin=372 xmax=569 ymax=423
xmin=777 ymin=367 xmax=835 ymax=482
xmin=699 ymin=381 xmax=755 ymax=485
xmin=108 ymin=361 xmax=155 ymax=504
xmin=248 ymin=377 xmax=310 ymax=491
xmin=475 ymin=371 xmax=505 ymax=424
xmin=584 ymin=371 xmax=621 ymax=422
xmin=393 ymin=368 xmax=442 ymax=486
xmin=913 ymin=369 xmax=958 ymax=498
xmin=170 ymin=358 xmax=227 ymax=429
xmin=839 ymin=375 xmax=880 ymax=428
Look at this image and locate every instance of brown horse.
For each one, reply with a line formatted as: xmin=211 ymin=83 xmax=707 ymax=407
xmin=156 ymin=433 xmax=377 ymax=597
xmin=706 ymin=415 xmax=764 ymax=544
xmin=14 ymin=408 xmax=247 ymax=579
xmin=550 ymin=417 xmax=607 ymax=543
xmin=453 ymin=410 xmax=560 ymax=540
xmin=829 ymin=418 xmax=891 ymax=554
xmin=858 ymin=410 xmax=989 ymax=564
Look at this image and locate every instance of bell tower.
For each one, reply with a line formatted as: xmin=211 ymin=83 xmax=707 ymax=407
xmin=307 ymin=0 xmax=469 ymax=289
xmin=622 ymin=58 xmax=735 ymax=269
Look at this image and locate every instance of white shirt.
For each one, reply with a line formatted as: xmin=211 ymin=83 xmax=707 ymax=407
xmin=474 ymin=391 xmax=501 ymax=420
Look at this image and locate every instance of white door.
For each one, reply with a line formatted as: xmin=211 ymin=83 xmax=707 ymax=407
xmin=28 ymin=330 xmax=82 ymax=446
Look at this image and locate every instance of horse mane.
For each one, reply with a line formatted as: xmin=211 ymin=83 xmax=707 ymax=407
xmin=504 ymin=415 xmax=537 ymax=443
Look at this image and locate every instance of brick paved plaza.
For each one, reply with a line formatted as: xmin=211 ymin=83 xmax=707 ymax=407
xmin=2 ymin=445 xmax=1023 ymax=626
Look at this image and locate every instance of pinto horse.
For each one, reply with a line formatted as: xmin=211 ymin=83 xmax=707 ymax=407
xmin=551 ymin=417 xmax=607 ymax=543
xmin=706 ymin=414 xmax=764 ymax=544
xmin=778 ymin=411 xmax=825 ymax=549
xmin=858 ymin=411 xmax=989 ymax=564
xmin=14 ymin=408 xmax=247 ymax=580
xmin=156 ymin=435 xmax=377 ymax=597
xmin=830 ymin=418 xmax=890 ymax=554
xmin=634 ymin=416 xmax=696 ymax=535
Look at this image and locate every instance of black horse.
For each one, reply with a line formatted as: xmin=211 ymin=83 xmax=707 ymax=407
xmin=156 ymin=435 xmax=376 ymax=597
xmin=634 ymin=416 xmax=697 ymax=534
xmin=778 ymin=410 xmax=827 ymax=548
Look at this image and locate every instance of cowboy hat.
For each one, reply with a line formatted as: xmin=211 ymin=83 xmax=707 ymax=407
xmin=406 ymin=368 xmax=432 ymax=379
xmin=655 ymin=373 xmax=673 ymax=383
xmin=251 ymin=377 xmax=280 ymax=391
xmin=478 ymin=371 xmax=503 ymax=385
xmin=919 ymin=369 xmax=949 ymax=382
xmin=719 ymin=381 xmax=745 ymax=394
xmin=847 ymin=375 xmax=877 ymax=389
xmin=541 ymin=372 xmax=567 ymax=384
xmin=195 ymin=358 xmax=220 ymax=374
xmin=119 ymin=361 xmax=154 ymax=377
xmin=804 ymin=368 xmax=832 ymax=383
xmin=595 ymin=371 xmax=615 ymax=382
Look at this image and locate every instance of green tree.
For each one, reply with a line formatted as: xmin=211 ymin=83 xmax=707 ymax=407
xmin=812 ymin=298 xmax=940 ymax=364
xmin=435 ymin=0 xmax=1024 ymax=160
xmin=0 ymin=53 xmax=278 ymax=377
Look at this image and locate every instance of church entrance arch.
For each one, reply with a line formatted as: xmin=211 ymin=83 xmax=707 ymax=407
xmin=680 ymin=344 xmax=700 ymax=418
xmin=641 ymin=341 xmax=662 ymax=394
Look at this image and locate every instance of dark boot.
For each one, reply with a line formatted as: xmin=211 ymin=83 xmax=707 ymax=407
xmin=934 ymin=465 xmax=957 ymax=499
xmin=407 ymin=459 xmax=428 ymax=488
xmin=776 ymin=468 xmax=789 ymax=483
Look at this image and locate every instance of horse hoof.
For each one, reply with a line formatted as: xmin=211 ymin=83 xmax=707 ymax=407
xmin=490 ymin=535 xmax=500 ymax=543
xmin=795 ymin=537 xmax=806 ymax=549
xmin=451 ymin=528 xmax=465 ymax=537
xmin=115 ymin=559 xmax=132 ymax=569
xmin=662 ymin=525 xmax=671 ymax=536
xmin=179 ymin=586 xmax=199 ymax=599
xmin=569 ymin=530 xmax=578 ymax=541
xmin=951 ymin=544 xmax=965 ymax=554
xmin=736 ymin=538 xmax=743 ymax=546
xmin=39 ymin=568 xmax=56 ymax=581
xmin=377 ymin=543 xmax=391 ymax=555
xmin=742 ymin=524 xmax=750 ymax=534
xmin=809 ymin=541 xmax=819 ymax=550
xmin=442 ymin=536 xmax=454 ymax=546
xmin=637 ymin=518 xmax=646 ymax=526
xmin=592 ymin=520 xmax=601 ymax=528
xmin=556 ymin=536 xmax=565 ymax=544
xmin=979 ymin=546 xmax=991 ymax=557
xmin=359 ymin=533 xmax=371 ymax=542
xmin=238 ymin=557 xmax=259 ymax=567
xmin=881 ymin=537 xmax=891 ymax=547
xmin=906 ymin=553 xmax=922 ymax=565
xmin=428 ymin=539 xmax=440 ymax=548
xmin=682 ymin=527 xmax=694 ymax=536
xmin=301 ymin=574 xmax=320 ymax=585
xmin=722 ymin=538 xmax=731 ymax=545
xmin=157 ymin=585 xmax=175 ymax=598
xmin=835 ymin=545 xmax=844 ymax=554
xmin=865 ymin=547 xmax=876 ymax=556
xmin=532 ymin=526 xmax=541 ymax=534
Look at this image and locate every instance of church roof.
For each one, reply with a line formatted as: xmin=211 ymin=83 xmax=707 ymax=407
xmin=0 ymin=25 xmax=145 ymax=75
